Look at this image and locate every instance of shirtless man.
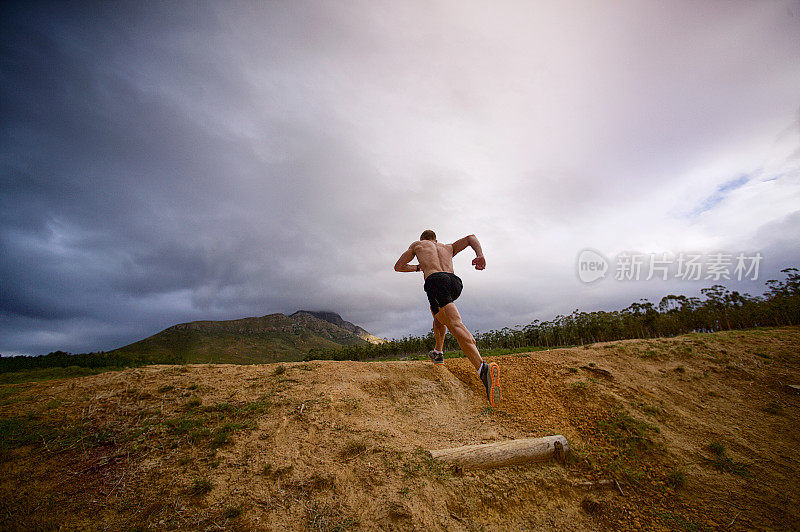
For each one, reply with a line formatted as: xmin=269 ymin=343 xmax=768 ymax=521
xmin=394 ymin=229 xmax=501 ymax=407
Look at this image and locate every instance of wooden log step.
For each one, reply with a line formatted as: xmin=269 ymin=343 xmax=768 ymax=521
xmin=429 ymin=435 xmax=569 ymax=470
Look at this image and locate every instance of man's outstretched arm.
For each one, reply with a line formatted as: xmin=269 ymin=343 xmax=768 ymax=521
xmin=451 ymin=234 xmax=486 ymax=270
xmin=394 ymin=244 xmax=420 ymax=272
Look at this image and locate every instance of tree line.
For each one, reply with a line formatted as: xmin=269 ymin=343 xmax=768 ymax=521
xmin=0 ymin=347 xmax=182 ymax=374
xmin=2 ymin=267 xmax=797 ymax=371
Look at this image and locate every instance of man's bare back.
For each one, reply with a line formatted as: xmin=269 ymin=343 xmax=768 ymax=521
xmin=395 ymin=235 xmax=486 ymax=279
xmin=411 ymin=240 xmax=455 ymax=278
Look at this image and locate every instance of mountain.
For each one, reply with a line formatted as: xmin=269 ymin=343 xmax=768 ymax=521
xmin=108 ymin=311 xmax=384 ymax=364
xmin=290 ymin=310 xmax=385 ymax=344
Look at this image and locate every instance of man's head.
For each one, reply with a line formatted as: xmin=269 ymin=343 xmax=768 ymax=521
xmin=420 ymin=229 xmax=437 ymax=241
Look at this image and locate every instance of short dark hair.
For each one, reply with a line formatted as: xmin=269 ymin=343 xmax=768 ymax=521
xmin=420 ymin=229 xmax=436 ymax=241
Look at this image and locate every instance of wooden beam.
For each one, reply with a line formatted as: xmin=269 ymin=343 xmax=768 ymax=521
xmin=429 ymin=435 xmax=569 ymax=470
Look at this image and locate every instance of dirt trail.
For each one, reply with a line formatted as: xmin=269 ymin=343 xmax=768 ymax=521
xmin=1 ymin=327 xmax=799 ymax=530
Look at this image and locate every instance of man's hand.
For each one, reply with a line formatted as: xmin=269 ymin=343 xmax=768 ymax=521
xmin=472 ymin=256 xmax=486 ymax=270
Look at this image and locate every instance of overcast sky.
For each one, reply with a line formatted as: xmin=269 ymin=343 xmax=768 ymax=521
xmin=2 ymin=1 xmax=799 ymax=355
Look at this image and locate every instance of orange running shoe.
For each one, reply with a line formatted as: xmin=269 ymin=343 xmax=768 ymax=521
xmin=479 ymin=362 xmax=501 ymax=407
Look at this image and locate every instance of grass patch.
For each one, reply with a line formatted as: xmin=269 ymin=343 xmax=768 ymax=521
xmin=304 ymin=500 xmax=358 ymax=531
xmin=707 ymin=441 xmax=751 ymax=477
xmin=41 ymin=398 xmax=63 ymax=410
xmin=185 ymin=397 xmax=202 ymax=409
xmin=339 ymin=438 xmax=367 ymax=458
xmin=419 ymin=453 xmax=452 ymax=480
xmin=764 ymin=400 xmax=783 ymax=415
xmin=0 ymin=386 xmax=25 ymax=404
xmin=341 ymin=397 xmax=360 ymax=412
xmin=0 ymin=366 xmax=123 ymax=385
xmin=666 ymin=469 xmax=686 ymax=488
xmin=242 ymin=395 xmax=271 ymax=415
xmin=188 ymin=427 xmax=211 ymax=443
xmin=222 ymin=506 xmax=241 ymax=519
xmin=597 ymin=410 xmax=658 ymax=457
xmin=163 ymin=415 xmax=204 ymax=435
xmin=639 ymin=403 xmax=665 ymax=417
xmin=204 ymin=402 xmax=234 ymax=413
xmin=158 ymin=395 xmax=268 ymax=447
xmin=211 ymin=423 xmax=244 ymax=446
xmin=640 ymin=348 xmax=660 ymax=359
xmin=400 ymin=451 xmax=426 ymax=477
xmin=158 ymin=385 xmax=175 ymax=393
xmin=400 ymin=448 xmax=453 ymax=480
xmin=0 ymin=415 xmax=54 ymax=449
xmin=656 ymin=510 xmax=703 ymax=531
xmin=187 ymin=478 xmax=213 ymax=496
xmin=615 ymin=464 xmax=647 ymax=484
xmin=709 ymin=441 xmax=725 ymax=457
xmin=670 ymin=344 xmax=694 ymax=358
xmin=0 ymin=415 xmax=114 ymax=451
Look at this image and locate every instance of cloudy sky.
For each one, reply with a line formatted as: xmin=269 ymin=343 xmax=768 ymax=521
xmin=2 ymin=1 xmax=799 ymax=355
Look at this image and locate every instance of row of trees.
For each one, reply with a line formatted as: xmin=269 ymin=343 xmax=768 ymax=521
xmin=0 ymin=348 xmax=182 ymax=374
xmin=305 ymin=267 xmax=800 ymax=361
xmin=2 ymin=268 xmax=797 ymax=371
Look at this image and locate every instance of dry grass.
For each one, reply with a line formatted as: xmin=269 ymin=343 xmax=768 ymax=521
xmin=0 ymin=326 xmax=798 ymax=530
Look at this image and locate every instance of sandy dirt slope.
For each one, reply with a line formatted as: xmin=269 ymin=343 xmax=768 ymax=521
xmin=1 ymin=326 xmax=798 ymax=531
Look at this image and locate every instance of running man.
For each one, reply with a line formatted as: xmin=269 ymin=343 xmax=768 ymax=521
xmin=394 ymin=230 xmax=501 ymax=407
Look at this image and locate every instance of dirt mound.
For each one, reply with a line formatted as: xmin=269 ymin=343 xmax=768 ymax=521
xmin=1 ymin=326 xmax=799 ymax=530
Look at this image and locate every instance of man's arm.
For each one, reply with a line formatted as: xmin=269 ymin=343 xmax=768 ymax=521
xmin=451 ymin=234 xmax=486 ymax=270
xmin=394 ymin=243 xmax=420 ymax=272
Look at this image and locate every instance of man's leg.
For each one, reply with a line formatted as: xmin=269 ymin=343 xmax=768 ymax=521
xmin=432 ymin=312 xmax=446 ymax=352
xmin=434 ymin=303 xmax=483 ymax=371
xmin=436 ymin=302 xmax=501 ymax=407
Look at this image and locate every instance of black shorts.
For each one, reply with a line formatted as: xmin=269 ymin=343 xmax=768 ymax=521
xmin=424 ymin=272 xmax=463 ymax=315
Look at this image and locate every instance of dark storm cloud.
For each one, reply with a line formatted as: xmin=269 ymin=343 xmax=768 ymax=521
xmin=1 ymin=1 xmax=799 ymax=354
xmin=1 ymin=2 xmax=316 ymax=350
xmin=0 ymin=1 xmax=439 ymax=353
